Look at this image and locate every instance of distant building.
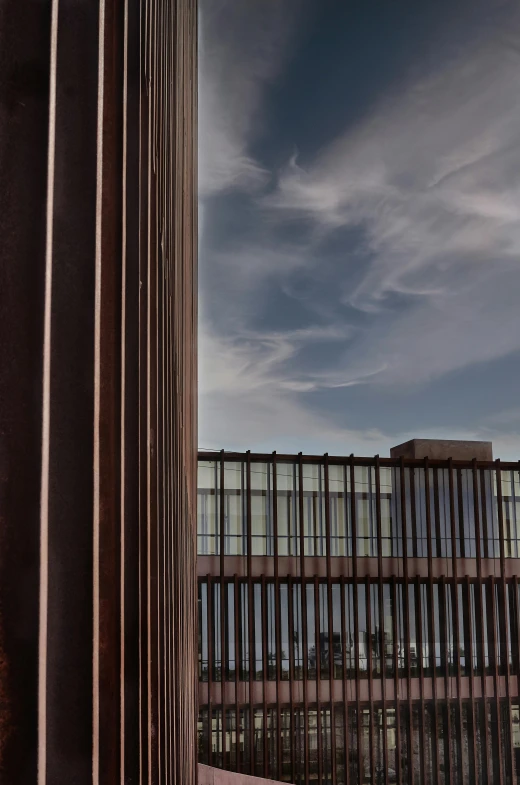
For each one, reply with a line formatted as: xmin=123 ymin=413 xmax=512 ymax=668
xmin=197 ymin=440 xmax=520 ymax=784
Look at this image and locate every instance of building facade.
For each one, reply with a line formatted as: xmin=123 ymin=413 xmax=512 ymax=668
xmin=0 ymin=1 xmax=197 ymax=783
xmin=197 ymin=445 xmax=520 ymax=785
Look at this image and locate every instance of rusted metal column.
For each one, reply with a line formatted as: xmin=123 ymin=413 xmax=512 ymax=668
xmin=350 ymin=456 xmax=363 ymax=783
xmin=391 ymin=576 xmax=401 ymax=785
xmin=448 ymin=459 xmax=464 ymax=785
xmin=272 ymin=452 xmax=283 ymax=781
xmin=375 ymin=456 xmax=389 ymax=785
xmin=496 ymin=464 xmax=515 ymax=785
xmin=0 ymin=1 xmax=198 ymax=783
xmin=298 ymin=453 xmax=309 ymax=785
xmin=324 ymin=454 xmax=337 ymax=785
xmin=400 ymin=458 xmax=414 ymax=785
xmin=340 ymin=575 xmax=349 ymax=785
xmin=424 ymin=460 xmax=439 ymax=784
xmin=472 ymin=460 xmax=490 ymax=784
xmin=208 ymin=576 xmax=214 ymax=768
xmin=220 ymin=453 xmax=227 ymax=766
xmin=246 ymin=453 xmax=254 ymax=775
xmin=288 ymin=574 xmax=296 ymax=784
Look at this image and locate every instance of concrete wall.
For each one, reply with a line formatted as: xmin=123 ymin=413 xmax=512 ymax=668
xmin=390 ymin=438 xmax=493 ymax=461
xmin=199 ymin=764 xmax=291 ymax=785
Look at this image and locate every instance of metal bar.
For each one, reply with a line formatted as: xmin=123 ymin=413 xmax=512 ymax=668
xmin=496 ymin=464 xmax=515 ymax=785
xmin=391 ymin=575 xmax=401 ymax=785
xmin=207 ymin=575 xmax=213 ymax=768
xmin=440 ymin=576 xmax=454 ymax=785
xmin=350 ymin=457 xmax=363 ymax=783
xmin=288 ymin=574 xmax=296 ymax=785
xmin=324 ymin=454 xmax=337 ymax=785
xmin=246 ymin=452 xmax=254 ymax=775
xmin=299 ymin=453 xmax=309 ymax=785
xmin=448 ymin=458 xmax=464 ymax=785
xmin=272 ymin=452 xmax=282 ymax=781
xmin=415 ymin=574 xmax=426 ymax=785
xmin=198 ymin=451 xmax=520 ymax=472
xmin=473 ymin=459 xmax=491 ymax=784
xmin=490 ymin=573 xmax=505 ymax=785
xmin=375 ymin=455 xmax=389 ymax=785
xmin=220 ymin=452 xmax=226 ymax=766
xmin=424 ymin=460 xmax=439 ymax=784
xmin=366 ymin=575 xmax=376 ymax=785
xmin=400 ymin=457 xmax=414 ymax=785
xmin=261 ymin=575 xmax=268 ymax=777
xmin=465 ymin=574 xmax=478 ymax=784
xmin=234 ymin=574 xmax=240 ymax=773
xmin=314 ymin=574 xmax=323 ymax=785
xmin=340 ymin=574 xmax=349 ymax=785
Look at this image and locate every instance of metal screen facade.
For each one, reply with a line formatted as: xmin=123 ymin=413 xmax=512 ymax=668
xmin=0 ymin=1 xmax=197 ymax=783
xmin=197 ymin=451 xmax=520 ymax=785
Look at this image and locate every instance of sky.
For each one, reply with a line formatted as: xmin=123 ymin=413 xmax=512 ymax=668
xmin=198 ymin=0 xmax=520 ymax=460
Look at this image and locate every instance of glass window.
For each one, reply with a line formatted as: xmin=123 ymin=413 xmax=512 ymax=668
xmin=479 ymin=469 xmax=500 ymax=558
xmin=370 ymin=583 xmax=381 ymax=676
xmin=445 ymin=582 xmax=456 ymax=676
xmin=414 ymin=469 xmax=428 ymax=558
xmin=199 ymin=581 xmax=208 ymax=681
xmin=457 ymin=583 xmax=469 ymax=676
xmin=226 ymin=582 xmax=235 ymax=680
xmin=223 ymin=462 xmax=246 ymax=555
xmin=307 ymin=583 xmax=316 ymax=679
xmin=250 ymin=462 xmax=273 ymax=556
xmin=277 ymin=463 xmax=299 ymax=556
xmin=383 ymin=582 xmax=394 ymax=676
xmin=408 ymin=583 xmax=418 ymax=676
xmin=502 ymin=470 xmax=520 ymax=558
xmin=266 ymin=582 xmax=276 ymax=680
xmin=482 ymin=583 xmax=490 ymax=673
xmin=332 ymin=583 xmax=343 ymax=679
xmin=494 ymin=581 xmax=504 ymax=673
xmin=253 ymin=583 xmax=263 ymax=680
xmin=197 ymin=460 xmax=219 ymax=555
xmin=469 ymin=583 xmax=478 ymax=674
xmin=293 ymin=582 xmax=303 ymax=679
xmin=355 ymin=466 xmax=377 ymax=557
xmin=302 ymin=464 xmax=325 ymax=556
xmin=432 ymin=583 xmax=441 ymax=671
xmin=420 ymin=582 xmax=431 ymax=674
xmin=357 ymin=583 xmax=368 ymax=674
xmin=396 ymin=583 xmax=406 ymax=675
xmin=280 ymin=583 xmax=290 ymax=680
xmin=329 ymin=464 xmax=351 ymax=556
xmin=460 ymin=469 xmax=477 ymax=558
xmin=379 ymin=467 xmax=392 ymax=556
xmin=345 ymin=582 xmax=355 ymax=675
xmin=240 ymin=582 xmax=249 ymax=681
xmin=319 ymin=583 xmax=329 ymax=679
xmin=198 ymin=707 xmax=209 ymax=764
xmin=213 ymin=581 xmax=221 ymax=681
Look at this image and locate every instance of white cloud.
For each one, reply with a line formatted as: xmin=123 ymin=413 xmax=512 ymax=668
xmin=260 ymin=6 xmax=520 ymax=387
xmin=198 ymin=0 xmax=306 ymax=197
xmin=198 ymin=2 xmax=520 ymax=456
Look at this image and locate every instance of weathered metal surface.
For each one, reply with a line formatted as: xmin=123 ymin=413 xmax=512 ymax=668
xmin=0 ymin=1 xmax=197 ymax=783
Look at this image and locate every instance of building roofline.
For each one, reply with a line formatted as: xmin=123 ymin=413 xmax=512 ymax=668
xmin=198 ymin=449 xmax=519 ymax=470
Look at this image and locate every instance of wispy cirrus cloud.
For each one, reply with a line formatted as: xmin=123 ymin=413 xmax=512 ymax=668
xmin=199 ymin=0 xmax=307 ymax=197
xmin=199 ymin=1 xmax=520 ymax=458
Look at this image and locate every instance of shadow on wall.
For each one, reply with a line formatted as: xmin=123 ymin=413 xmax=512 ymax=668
xmin=199 ymin=764 xmax=292 ymax=785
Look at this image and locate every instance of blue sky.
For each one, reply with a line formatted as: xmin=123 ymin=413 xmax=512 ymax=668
xmin=198 ymin=0 xmax=520 ymax=459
